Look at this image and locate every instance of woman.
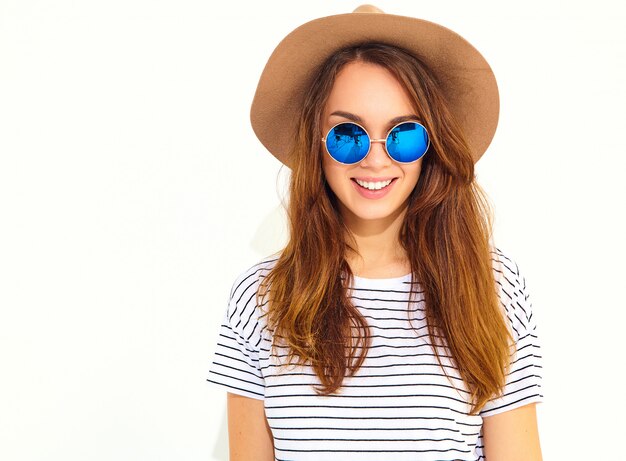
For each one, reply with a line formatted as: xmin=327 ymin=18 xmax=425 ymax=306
xmin=207 ymin=5 xmax=543 ymax=461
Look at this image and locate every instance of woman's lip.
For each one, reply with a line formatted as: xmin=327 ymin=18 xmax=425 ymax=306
xmin=351 ymin=176 xmax=398 ymax=182
xmin=351 ymin=177 xmax=397 ymax=199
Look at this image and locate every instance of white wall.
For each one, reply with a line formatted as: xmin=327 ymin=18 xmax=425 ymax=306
xmin=1 ymin=1 xmax=624 ymax=459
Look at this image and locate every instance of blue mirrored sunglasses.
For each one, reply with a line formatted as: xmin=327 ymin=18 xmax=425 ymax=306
xmin=321 ymin=121 xmax=430 ymax=165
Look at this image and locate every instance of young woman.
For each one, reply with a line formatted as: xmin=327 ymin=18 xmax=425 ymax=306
xmin=207 ymin=5 xmax=543 ymax=461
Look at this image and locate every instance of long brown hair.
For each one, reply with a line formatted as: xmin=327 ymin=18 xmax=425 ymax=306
xmin=256 ymin=43 xmax=512 ymax=415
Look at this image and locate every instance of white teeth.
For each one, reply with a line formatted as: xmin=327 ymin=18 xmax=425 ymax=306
xmin=355 ymin=179 xmax=393 ymax=190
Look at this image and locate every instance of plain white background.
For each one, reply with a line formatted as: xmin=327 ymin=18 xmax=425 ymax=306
xmin=1 ymin=0 xmax=624 ymax=459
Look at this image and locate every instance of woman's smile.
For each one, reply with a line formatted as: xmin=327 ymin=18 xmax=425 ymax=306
xmin=351 ymin=177 xmax=398 ymax=198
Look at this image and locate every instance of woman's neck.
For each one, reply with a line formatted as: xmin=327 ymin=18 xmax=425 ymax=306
xmin=342 ymin=204 xmax=411 ymax=278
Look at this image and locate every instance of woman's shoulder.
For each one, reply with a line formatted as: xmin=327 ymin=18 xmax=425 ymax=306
xmin=226 ymin=252 xmax=281 ymax=307
xmin=490 ymin=245 xmax=523 ymax=287
xmin=230 ymin=253 xmax=279 ymax=298
xmin=489 ymin=245 xmax=538 ymax=340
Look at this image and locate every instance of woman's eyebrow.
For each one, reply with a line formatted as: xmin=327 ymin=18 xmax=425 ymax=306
xmin=329 ymin=110 xmax=363 ymax=123
xmin=389 ymin=114 xmax=421 ymax=124
xmin=329 ymin=110 xmax=420 ymax=125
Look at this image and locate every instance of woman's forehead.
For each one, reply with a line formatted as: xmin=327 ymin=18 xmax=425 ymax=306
xmin=322 ymin=61 xmax=421 ymax=127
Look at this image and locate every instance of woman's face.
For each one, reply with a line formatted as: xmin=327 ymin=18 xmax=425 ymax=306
xmin=321 ymin=61 xmax=424 ymax=231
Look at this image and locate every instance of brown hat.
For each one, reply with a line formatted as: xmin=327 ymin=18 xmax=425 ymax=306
xmin=250 ymin=4 xmax=499 ymax=168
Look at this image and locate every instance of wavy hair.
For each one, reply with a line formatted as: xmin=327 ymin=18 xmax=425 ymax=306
xmin=256 ymin=43 xmax=513 ymax=414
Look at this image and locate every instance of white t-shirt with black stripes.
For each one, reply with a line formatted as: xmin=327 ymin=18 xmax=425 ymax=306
xmin=206 ymin=248 xmax=543 ymax=461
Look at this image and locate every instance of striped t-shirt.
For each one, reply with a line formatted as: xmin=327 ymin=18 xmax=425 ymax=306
xmin=206 ymin=247 xmax=543 ymax=461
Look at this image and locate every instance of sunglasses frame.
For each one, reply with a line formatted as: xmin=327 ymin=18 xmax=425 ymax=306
xmin=321 ymin=120 xmax=430 ymax=165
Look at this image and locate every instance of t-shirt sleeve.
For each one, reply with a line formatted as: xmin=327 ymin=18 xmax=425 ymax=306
xmin=206 ymin=276 xmax=266 ymax=400
xmin=480 ymin=252 xmax=544 ymax=417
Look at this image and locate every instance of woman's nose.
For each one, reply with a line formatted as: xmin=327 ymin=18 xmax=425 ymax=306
xmin=360 ymin=139 xmax=391 ymax=167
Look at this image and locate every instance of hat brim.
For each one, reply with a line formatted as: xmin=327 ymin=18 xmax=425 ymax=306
xmin=250 ymin=11 xmax=499 ymax=167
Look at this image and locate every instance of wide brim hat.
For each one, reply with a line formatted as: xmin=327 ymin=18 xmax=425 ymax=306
xmin=250 ymin=4 xmax=499 ymax=168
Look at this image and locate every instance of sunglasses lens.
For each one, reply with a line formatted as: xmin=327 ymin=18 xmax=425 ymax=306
xmin=324 ymin=123 xmax=370 ymax=164
xmin=386 ymin=122 xmax=430 ymax=162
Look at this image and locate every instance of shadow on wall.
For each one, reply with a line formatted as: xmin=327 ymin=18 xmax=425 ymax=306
xmin=211 ymin=206 xmax=287 ymax=459
xmin=211 ymin=406 xmax=228 ymax=460
xmin=250 ymin=205 xmax=289 ymax=257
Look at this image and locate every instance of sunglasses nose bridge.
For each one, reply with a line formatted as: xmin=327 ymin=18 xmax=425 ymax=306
xmin=369 ymin=138 xmax=388 ymax=155
xmin=362 ymin=136 xmax=392 ymax=164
